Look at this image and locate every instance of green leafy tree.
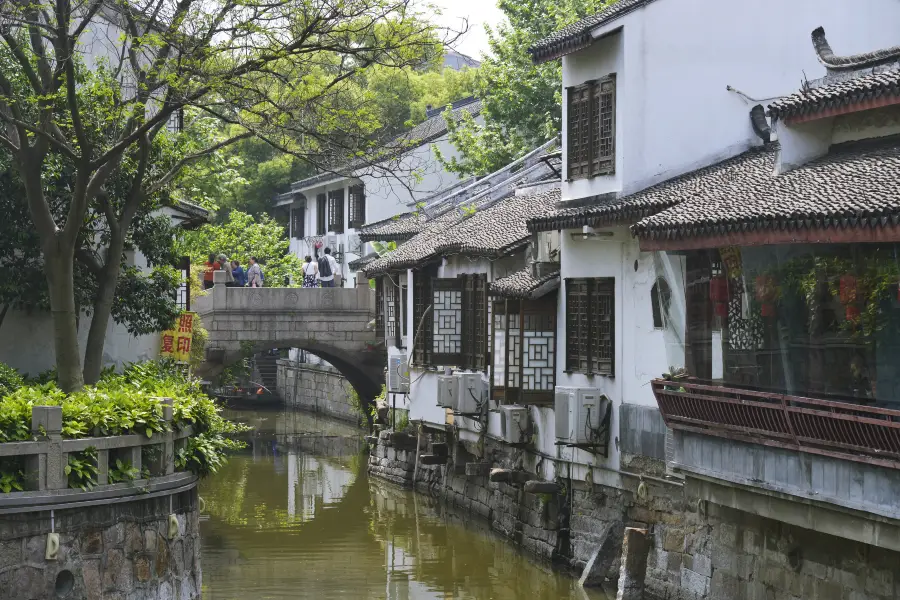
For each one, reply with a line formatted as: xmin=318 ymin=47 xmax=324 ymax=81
xmin=177 ymin=211 xmax=303 ymax=287
xmin=0 ymin=0 xmax=444 ymax=391
xmin=438 ymin=0 xmax=612 ymax=176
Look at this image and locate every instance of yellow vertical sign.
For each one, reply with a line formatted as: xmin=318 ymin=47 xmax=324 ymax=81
xmin=160 ymin=312 xmax=196 ymax=362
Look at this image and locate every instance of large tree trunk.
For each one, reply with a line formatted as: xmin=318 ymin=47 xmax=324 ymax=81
xmin=45 ymin=247 xmax=84 ymax=392
xmin=83 ymin=233 xmax=126 ymax=385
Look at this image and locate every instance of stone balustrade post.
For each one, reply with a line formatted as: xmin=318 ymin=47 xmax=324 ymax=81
xmin=157 ymin=397 xmax=176 ymax=475
xmin=212 ymin=269 xmax=228 ymax=311
xmin=29 ymin=406 xmax=65 ymax=491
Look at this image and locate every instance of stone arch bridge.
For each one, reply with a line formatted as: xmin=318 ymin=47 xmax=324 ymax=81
xmin=194 ymin=278 xmax=384 ymax=401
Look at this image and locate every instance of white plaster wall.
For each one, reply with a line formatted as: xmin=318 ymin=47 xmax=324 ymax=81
xmin=562 ymin=0 xmax=900 ymax=201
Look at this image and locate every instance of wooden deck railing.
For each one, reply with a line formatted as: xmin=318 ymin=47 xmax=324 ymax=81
xmin=0 ymin=403 xmax=197 ymax=511
xmin=651 ymin=379 xmax=900 ymax=470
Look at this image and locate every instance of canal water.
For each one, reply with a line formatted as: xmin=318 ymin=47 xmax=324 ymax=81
xmin=199 ymin=407 xmax=608 ymax=599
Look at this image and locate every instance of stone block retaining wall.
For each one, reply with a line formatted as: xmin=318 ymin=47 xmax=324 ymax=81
xmin=276 ymin=360 xmax=360 ymax=424
xmin=0 ymin=489 xmax=200 ymax=600
xmin=368 ymin=430 xmax=900 ymax=600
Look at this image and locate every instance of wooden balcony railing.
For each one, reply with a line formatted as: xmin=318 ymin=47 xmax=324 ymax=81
xmin=0 ymin=403 xmax=197 ymax=512
xmin=651 ymin=379 xmax=900 ymax=470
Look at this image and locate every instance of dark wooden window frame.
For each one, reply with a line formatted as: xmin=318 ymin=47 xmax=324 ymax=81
xmin=290 ymin=205 xmax=305 ymax=239
xmin=492 ymin=296 xmax=556 ymax=405
xmin=428 ymin=273 xmax=488 ymax=370
xmin=348 ymin=184 xmax=366 ymax=229
xmin=316 ymin=194 xmax=327 ymax=235
xmin=567 ymin=74 xmax=616 ymax=181
xmin=412 ymin=265 xmax=437 ymax=366
xmin=565 ymin=278 xmax=615 ymax=376
xmin=375 ymin=277 xmax=385 ymax=343
xmin=328 ymin=188 xmax=345 ymax=233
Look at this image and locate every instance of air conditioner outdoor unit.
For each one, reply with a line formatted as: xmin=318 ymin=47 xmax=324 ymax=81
xmin=437 ymin=375 xmax=457 ymax=410
xmin=456 ymin=372 xmax=486 ymax=414
xmin=387 ymin=353 xmax=409 ymax=394
xmin=554 ymin=387 xmax=610 ymax=445
xmin=499 ymin=405 xmax=530 ymax=445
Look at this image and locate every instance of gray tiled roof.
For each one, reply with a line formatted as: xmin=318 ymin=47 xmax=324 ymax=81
xmin=529 ymin=0 xmax=650 ymax=64
xmin=632 ymin=136 xmax=900 ymax=242
xmin=348 ymin=252 xmax=380 ymax=271
xmin=435 ymin=188 xmax=562 ymax=258
xmin=490 ymin=266 xmax=560 ymax=299
xmin=292 ymin=100 xmax=482 ymax=190
xmin=362 ymin=209 xmax=467 ymax=276
xmin=357 ymin=212 xmax=426 ymax=242
xmin=768 ymin=69 xmax=900 ymax=122
xmin=529 ymin=145 xmax=774 ymax=233
xmin=363 ymin=188 xmax=561 ymax=276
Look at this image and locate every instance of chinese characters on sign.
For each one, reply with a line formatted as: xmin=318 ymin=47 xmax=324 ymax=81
xmin=160 ymin=312 xmax=196 ymax=362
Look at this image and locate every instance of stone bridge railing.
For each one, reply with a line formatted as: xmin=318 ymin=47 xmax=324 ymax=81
xmin=0 ymin=404 xmax=197 ymax=513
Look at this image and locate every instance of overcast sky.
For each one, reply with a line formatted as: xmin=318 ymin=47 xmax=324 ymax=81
xmin=424 ymin=0 xmax=507 ymax=60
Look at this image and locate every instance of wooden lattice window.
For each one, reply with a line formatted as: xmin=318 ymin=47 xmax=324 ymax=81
xmin=385 ymin=280 xmax=401 ymax=348
xmin=433 ymin=278 xmax=463 ymax=365
xmin=567 ymin=74 xmax=616 ymax=180
xmin=566 ymin=278 xmax=614 ymax=376
xmin=461 ymin=274 xmax=488 ymax=371
xmin=290 ymin=206 xmax=305 ymax=239
xmin=412 ymin=266 xmax=436 ymax=366
xmin=375 ymin=277 xmax=385 ymax=343
xmin=348 ymin=184 xmax=366 ymax=229
xmin=328 ymin=189 xmax=344 ymax=233
xmin=492 ymin=297 xmax=555 ymax=405
xmin=316 ymin=194 xmax=327 ymax=235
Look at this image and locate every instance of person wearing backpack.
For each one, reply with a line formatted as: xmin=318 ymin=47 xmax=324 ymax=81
xmin=317 ymin=248 xmax=339 ymax=288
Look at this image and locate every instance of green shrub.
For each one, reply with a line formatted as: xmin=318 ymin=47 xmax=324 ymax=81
xmin=0 ymin=359 xmax=248 ymax=489
xmin=0 ymin=363 xmax=23 ymax=397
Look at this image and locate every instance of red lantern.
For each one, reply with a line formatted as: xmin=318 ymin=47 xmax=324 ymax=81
xmin=714 ymin=302 xmax=728 ymax=318
xmin=761 ymin=303 xmax=776 ymax=318
xmin=839 ymin=274 xmax=857 ymax=305
xmin=845 ymin=305 xmax=861 ymax=322
xmin=709 ymin=276 xmax=729 ymax=303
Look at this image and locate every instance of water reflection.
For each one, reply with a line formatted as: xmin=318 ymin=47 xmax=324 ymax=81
xmin=200 ymin=408 xmax=606 ymax=600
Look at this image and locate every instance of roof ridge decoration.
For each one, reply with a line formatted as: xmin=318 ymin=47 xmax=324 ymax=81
xmin=812 ymin=26 xmax=900 ymax=73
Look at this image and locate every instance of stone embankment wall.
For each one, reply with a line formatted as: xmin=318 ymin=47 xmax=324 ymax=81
xmin=276 ymin=359 xmax=360 ymax=424
xmin=368 ymin=431 xmax=900 ymax=600
xmin=0 ymin=489 xmax=200 ymax=600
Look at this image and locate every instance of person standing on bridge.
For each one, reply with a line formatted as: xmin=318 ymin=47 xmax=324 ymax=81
xmin=231 ymin=260 xmax=247 ymax=287
xmin=247 ymin=256 xmax=263 ymax=288
xmin=302 ymin=255 xmax=318 ymax=288
xmin=203 ymin=253 xmax=219 ymax=290
xmin=317 ymin=248 xmax=339 ymax=288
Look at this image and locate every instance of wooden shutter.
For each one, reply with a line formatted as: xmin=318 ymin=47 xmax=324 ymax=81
xmin=412 ymin=266 xmax=436 ymax=366
xmin=316 ymin=194 xmax=327 ymax=235
xmin=432 ymin=278 xmax=464 ymax=365
xmin=565 ymin=279 xmax=589 ymax=372
xmin=567 ymin=85 xmax=591 ymax=180
xmin=590 ymin=279 xmax=615 ymax=375
xmin=328 ymin=189 xmax=345 ymax=233
xmin=375 ymin=277 xmax=385 ymax=343
xmin=348 ymin=185 xmax=366 ymax=229
xmin=591 ymin=75 xmax=616 ymax=177
xmin=290 ymin=206 xmax=305 ymax=239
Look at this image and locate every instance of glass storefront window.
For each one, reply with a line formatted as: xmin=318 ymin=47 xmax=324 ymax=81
xmin=655 ymin=244 xmax=900 ymax=407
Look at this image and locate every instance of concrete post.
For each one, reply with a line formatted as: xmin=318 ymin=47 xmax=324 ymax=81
xmin=212 ymin=269 xmax=228 ymax=310
xmin=30 ymin=406 xmax=65 ymax=490
xmin=157 ymin=397 xmax=176 ymax=475
xmin=615 ymin=527 xmax=651 ymax=600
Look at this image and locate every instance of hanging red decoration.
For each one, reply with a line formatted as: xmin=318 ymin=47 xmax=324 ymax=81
xmin=839 ymin=274 xmax=858 ymax=305
xmin=714 ymin=302 xmax=728 ymax=318
xmin=845 ymin=305 xmax=861 ymax=322
xmin=760 ymin=303 xmax=776 ymax=318
xmin=709 ymin=276 xmax=728 ymax=303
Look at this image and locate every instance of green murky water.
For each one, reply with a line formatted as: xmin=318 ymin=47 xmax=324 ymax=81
xmin=199 ymin=407 xmax=607 ymax=599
